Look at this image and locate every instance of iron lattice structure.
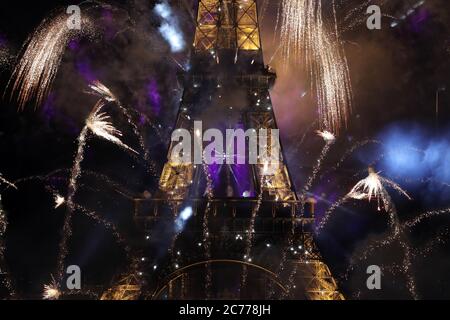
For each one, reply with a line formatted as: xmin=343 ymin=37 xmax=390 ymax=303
xmin=103 ymin=0 xmax=343 ymax=300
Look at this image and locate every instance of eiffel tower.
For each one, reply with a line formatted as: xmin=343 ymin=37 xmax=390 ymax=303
xmin=102 ymin=0 xmax=343 ymax=300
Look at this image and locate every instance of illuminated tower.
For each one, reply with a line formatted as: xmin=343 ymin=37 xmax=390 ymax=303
xmin=103 ymin=0 xmax=343 ymax=300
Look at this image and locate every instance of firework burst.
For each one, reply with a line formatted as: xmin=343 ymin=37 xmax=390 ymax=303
xmin=0 ymin=174 xmax=17 ymax=190
xmin=43 ymin=277 xmax=60 ymax=300
xmin=88 ymin=80 xmax=156 ymax=175
xmin=335 ymin=168 xmax=420 ymax=299
xmin=0 ymin=174 xmax=16 ymax=190
xmin=86 ymin=107 xmax=138 ymax=155
xmin=405 ymin=208 xmax=450 ymax=229
xmin=88 ymin=81 xmax=117 ymax=102
xmin=299 ymin=130 xmax=337 ymax=214
xmin=316 ymin=130 xmax=336 ymax=143
xmin=348 ymin=167 xmax=412 ymax=212
xmin=1 ymin=194 xmax=16 ymax=298
xmin=241 ymin=174 xmax=264 ymax=287
xmin=57 ymin=99 xmax=137 ymax=282
xmin=54 ymin=194 xmax=65 ymax=209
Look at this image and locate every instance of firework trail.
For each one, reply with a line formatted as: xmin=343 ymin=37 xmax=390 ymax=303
xmin=332 ymin=140 xmax=381 ymax=171
xmin=324 ymin=138 xmax=422 ymax=180
xmin=57 ymin=124 xmax=89 ymax=281
xmin=411 ymin=228 xmax=450 ymax=259
xmin=399 ymin=237 xmax=417 ymax=299
xmin=6 ymin=9 xmax=96 ymax=109
xmin=241 ymin=175 xmax=264 ymax=287
xmin=74 ymin=204 xmax=131 ymax=258
xmin=64 ymin=289 xmax=100 ymax=299
xmin=47 ymin=184 xmax=128 ymax=249
xmin=293 ymin=120 xmax=318 ymax=150
xmin=54 ymin=194 xmax=66 ymax=209
xmin=288 ymin=130 xmax=336 ymax=291
xmin=303 ymin=132 xmax=335 ymax=192
xmin=345 ymin=208 xmax=450 ymax=297
xmin=10 ymin=169 xmax=139 ymax=204
xmin=0 ymin=174 xmax=18 ymax=190
xmin=347 ymin=167 xmax=411 ymax=213
xmin=299 ymin=131 xmax=336 ymax=213
xmin=341 ymin=170 xmax=420 ymax=298
xmin=395 ymin=176 xmax=450 ymax=190
xmin=88 ymin=81 xmax=156 ymax=175
xmin=404 ymin=208 xmax=450 ymax=228
xmin=0 ymin=195 xmax=16 ymax=298
xmin=46 ymin=179 xmax=132 ymax=292
xmin=280 ymin=0 xmax=352 ymax=134
xmin=344 ymin=232 xmax=399 ymax=281
xmin=316 ymin=195 xmax=350 ymax=232
xmin=344 ymin=227 xmax=420 ymax=299
xmin=315 ymin=164 xmax=419 ymax=298
xmin=77 ymin=171 xmax=139 ymax=200
xmin=8 ymin=168 xmax=68 ymax=187
xmin=88 ymin=81 xmax=117 ymax=102
xmin=202 ymin=161 xmax=213 ymax=299
xmin=341 ymin=0 xmax=391 ymax=33
xmin=343 ymin=0 xmax=375 ymax=22
xmin=57 ymin=99 xmax=137 ymax=282
xmin=268 ymin=229 xmax=296 ymax=299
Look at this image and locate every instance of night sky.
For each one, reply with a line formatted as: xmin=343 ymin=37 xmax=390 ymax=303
xmin=0 ymin=0 xmax=449 ymax=299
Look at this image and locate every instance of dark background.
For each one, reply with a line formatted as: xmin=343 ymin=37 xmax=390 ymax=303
xmin=0 ymin=0 xmax=449 ymax=299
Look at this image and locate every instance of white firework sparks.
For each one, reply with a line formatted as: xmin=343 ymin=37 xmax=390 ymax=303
xmin=316 ymin=130 xmax=336 ymax=143
xmin=405 ymin=208 xmax=450 ymax=229
xmin=43 ymin=279 xmax=61 ymax=300
xmin=86 ymin=108 xmax=138 ymax=154
xmin=280 ymin=0 xmax=352 ymax=134
xmin=75 ymin=204 xmax=131 ymax=257
xmin=88 ymin=81 xmax=156 ymax=175
xmin=8 ymin=15 xmax=72 ymax=109
xmin=88 ymin=80 xmax=117 ymax=102
xmin=54 ymin=194 xmax=65 ymax=209
xmin=57 ymin=99 xmax=137 ymax=281
xmin=0 ymin=174 xmax=17 ymax=190
xmin=341 ymin=168 xmax=418 ymax=298
xmin=348 ymin=167 xmax=411 ymax=212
